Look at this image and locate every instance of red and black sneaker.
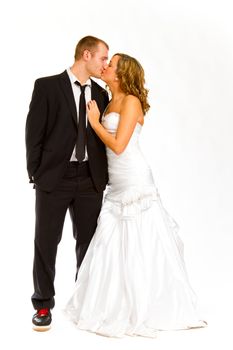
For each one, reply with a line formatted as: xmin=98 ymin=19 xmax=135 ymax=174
xmin=32 ymin=308 xmax=52 ymax=331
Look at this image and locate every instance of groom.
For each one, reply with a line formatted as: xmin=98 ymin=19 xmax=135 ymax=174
xmin=25 ymin=36 xmax=109 ymax=331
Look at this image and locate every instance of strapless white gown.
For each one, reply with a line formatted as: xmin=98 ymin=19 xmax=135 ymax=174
xmin=64 ymin=112 xmax=206 ymax=337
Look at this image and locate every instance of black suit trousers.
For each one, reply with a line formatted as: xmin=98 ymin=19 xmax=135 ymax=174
xmin=31 ymin=161 xmax=103 ymax=310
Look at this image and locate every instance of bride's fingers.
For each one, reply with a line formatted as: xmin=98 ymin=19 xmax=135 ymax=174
xmin=87 ymin=100 xmax=97 ymax=110
xmin=87 ymin=101 xmax=92 ymax=109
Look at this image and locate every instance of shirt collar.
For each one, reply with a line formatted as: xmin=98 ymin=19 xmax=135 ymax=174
xmin=66 ymin=67 xmax=91 ymax=86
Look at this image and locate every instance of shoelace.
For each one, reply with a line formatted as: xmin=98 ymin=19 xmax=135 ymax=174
xmin=38 ymin=308 xmax=49 ymax=316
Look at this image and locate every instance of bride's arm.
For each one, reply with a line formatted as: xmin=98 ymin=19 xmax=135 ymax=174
xmin=87 ymin=95 xmax=143 ymax=155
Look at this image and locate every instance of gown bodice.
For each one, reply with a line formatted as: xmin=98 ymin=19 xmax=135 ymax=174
xmin=101 ymin=112 xmax=155 ymax=198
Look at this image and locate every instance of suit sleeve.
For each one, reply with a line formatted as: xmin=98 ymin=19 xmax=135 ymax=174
xmin=25 ymin=79 xmax=48 ymax=182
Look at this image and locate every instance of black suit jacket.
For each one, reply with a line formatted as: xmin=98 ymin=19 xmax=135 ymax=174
xmin=25 ymin=70 xmax=109 ymax=192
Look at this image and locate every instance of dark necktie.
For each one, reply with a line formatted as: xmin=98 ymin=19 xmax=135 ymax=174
xmin=74 ymin=81 xmax=87 ymax=162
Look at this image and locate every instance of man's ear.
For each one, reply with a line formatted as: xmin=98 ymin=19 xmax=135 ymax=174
xmin=83 ymin=49 xmax=91 ymax=61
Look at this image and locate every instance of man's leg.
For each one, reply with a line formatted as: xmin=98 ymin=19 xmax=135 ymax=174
xmin=32 ymin=179 xmax=75 ymax=310
xmin=69 ymin=163 xmax=103 ymax=278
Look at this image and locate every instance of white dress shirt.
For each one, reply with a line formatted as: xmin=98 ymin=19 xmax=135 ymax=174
xmin=66 ymin=68 xmax=92 ymax=162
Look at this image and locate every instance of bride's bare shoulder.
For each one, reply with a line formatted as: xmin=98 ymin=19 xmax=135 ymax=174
xmin=121 ymin=95 xmax=142 ymax=113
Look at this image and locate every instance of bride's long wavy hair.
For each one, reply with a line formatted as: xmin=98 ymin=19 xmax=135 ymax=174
xmin=113 ymin=53 xmax=150 ymax=115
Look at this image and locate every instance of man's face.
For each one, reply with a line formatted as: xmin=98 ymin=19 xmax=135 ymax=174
xmin=101 ymin=55 xmax=120 ymax=83
xmin=86 ymin=43 xmax=109 ymax=78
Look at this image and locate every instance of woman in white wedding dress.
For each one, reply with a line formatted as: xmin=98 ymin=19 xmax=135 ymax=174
xmin=64 ymin=53 xmax=207 ymax=337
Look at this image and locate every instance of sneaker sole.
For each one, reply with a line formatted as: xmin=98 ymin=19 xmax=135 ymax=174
xmin=33 ymin=325 xmax=51 ymax=332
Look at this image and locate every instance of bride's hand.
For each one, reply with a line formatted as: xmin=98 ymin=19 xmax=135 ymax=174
xmin=87 ymin=100 xmax=100 ymax=127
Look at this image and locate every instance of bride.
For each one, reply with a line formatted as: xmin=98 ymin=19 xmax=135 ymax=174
xmin=64 ymin=53 xmax=207 ymax=337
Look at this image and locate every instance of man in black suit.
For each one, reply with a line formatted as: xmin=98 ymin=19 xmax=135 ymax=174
xmin=25 ymin=36 xmax=109 ymax=331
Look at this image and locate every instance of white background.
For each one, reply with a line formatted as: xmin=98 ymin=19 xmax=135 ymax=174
xmin=0 ymin=0 xmax=233 ymax=349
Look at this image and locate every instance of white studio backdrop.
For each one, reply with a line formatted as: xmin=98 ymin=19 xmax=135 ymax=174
xmin=0 ymin=0 xmax=232 ymax=349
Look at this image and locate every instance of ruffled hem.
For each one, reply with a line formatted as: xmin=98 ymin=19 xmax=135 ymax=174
xmin=64 ymin=308 xmax=207 ymax=338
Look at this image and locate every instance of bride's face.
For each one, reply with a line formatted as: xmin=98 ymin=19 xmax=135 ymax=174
xmin=101 ymin=55 xmax=120 ymax=83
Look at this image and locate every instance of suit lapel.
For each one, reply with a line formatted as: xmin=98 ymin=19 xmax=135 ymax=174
xmin=59 ymin=70 xmax=78 ymax=127
xmin=90 ymin=79 xmax=100 ymax=103
xmin=87 ymin=80 xmax=97 ymax=132
xmin=87 ymin=79 xmax=106 ymax=132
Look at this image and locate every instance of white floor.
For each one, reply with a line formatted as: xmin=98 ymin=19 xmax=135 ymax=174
xmin=3 ymin=299 xmax=231 ymax=350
